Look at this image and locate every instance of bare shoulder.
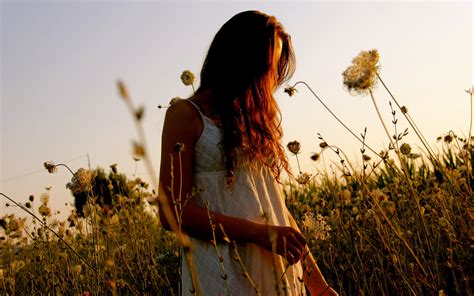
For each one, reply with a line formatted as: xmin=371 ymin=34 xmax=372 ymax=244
xmin=165 ymin=99 xmax=199 ymax=119
xmin=162 ymin=99 xmax=202 ymax=142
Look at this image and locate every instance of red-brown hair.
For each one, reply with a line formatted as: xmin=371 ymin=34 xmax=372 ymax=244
xmin=197 ymin=10 xmax=296 ymax=185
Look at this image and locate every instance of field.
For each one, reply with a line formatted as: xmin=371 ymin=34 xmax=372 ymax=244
xmin=1 ymin=54 xmax=473 ymax=295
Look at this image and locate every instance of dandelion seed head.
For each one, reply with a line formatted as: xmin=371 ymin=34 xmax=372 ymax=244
xmin=180 ymin=70 xmax=195 ymax=86
xmin=287 ymin=141 xmax=301 ymax=155
xmin=342 ymin=49 xmax=379 ymax=94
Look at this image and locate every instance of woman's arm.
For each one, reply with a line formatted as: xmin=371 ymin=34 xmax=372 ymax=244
xmin=158 ymin=100 xmax=306 ymax=264
xmin=287 ymin=211 xmax=338 ymax=296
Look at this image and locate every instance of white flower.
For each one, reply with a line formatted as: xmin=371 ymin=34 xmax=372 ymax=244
xmin=66 ymin=168 xmax=96 ymax=194
xmin=302 ymin=212 xmax=331 ymax=241
xmin=342 ymin=49 xmax=380 ymax=94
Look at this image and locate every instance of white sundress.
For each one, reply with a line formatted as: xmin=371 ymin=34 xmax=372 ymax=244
xmin=182 ymin=100 xmax=305 ymax=296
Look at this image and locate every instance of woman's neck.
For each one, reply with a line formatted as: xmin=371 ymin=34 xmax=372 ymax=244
xmin=191 ymin=88 xmax=219 ymax=120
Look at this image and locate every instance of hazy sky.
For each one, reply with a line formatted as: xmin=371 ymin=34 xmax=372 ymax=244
xmin=1 ymin=0 xmax=472 ymax=218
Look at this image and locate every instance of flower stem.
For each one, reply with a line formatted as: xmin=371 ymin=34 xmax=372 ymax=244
xmin=375 ymin=73 xmax=464 ymax=198
xmin=292 ymin=81 xmax=381 ymax=158
xmin=0 ymin=192 xmax=104 ymax=282
xmin=295 ymin=154 xmax=302 ymax=174
xmin=369 ymin=89 xmax=436 ymax=280
xmin=55 ymin=163 xmax=75 ymax=176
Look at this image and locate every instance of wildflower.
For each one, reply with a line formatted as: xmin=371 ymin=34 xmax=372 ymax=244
xmin=444 ymin=134 xmax=453 ymax=143
xmin=169 ymin=97 xmax=182 ymax=106
xmin=319 ymin=142 xmax=328 ymax=148
xmin=296 ymin=172 xmax=312 ymax=185
xmin=44 ymin=161 xmax=57 ymax=173
xmin=362 ymin=154 xmax=371 ymax=161
xmin=174 ymin=142 xmax=185 ymax=152
xmin=302 ymin=212 xmax=331 ymax=241
xmin=66 ymin=168 xmax=96 ymax=195
xmin=117 ymin=80 xmax=130 ymax=100
xmin=399 ymin=143 xmax=412 ymax=155
xmin=284 ymin=86 xmax=297 ymax=97
xmin=38 ymin=204 xmax=51 ymax=217
xmin=342 ymin=49 xmax=379 ymax=94
xmin=287 ymin=141 xmax=301 ymax=155
xmin=310 ymin=153 xmax=320 ymax=161
xmin=180 ymin=70 xmax=195 ymax=86
xmin=400 ymin=106 xmax=408 ymax=114
xmin=379 ymin=150 xmax=389 ymax=160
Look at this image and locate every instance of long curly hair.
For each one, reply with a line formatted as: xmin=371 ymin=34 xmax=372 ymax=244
xmin=196 ymin=10 xmax=296 ymax=185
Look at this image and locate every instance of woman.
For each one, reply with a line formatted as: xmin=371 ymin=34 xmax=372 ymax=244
xmin=159 ymin=10 xmax=337 ymax=296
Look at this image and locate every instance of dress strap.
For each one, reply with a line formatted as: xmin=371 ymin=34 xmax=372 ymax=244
xmin=186 ymin=99 xmax=220 ymax=128
xmin=187 ymin=99 xmax=204 ymax=117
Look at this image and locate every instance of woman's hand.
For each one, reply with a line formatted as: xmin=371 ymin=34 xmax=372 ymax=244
xmin=306 ymin=282 xmax=338 ymax=296
xmin=302 ymin=252 xmax=339 ymax=296
xmin=251 ymin=224 xmax=307 ymax=265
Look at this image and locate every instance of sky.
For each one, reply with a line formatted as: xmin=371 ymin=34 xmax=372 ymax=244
xmin=1 ymin=0 xmax=472 ymax=219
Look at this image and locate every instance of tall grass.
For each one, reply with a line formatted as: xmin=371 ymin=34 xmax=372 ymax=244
xmin=1 ymin=53 xmax=472 ymax=295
